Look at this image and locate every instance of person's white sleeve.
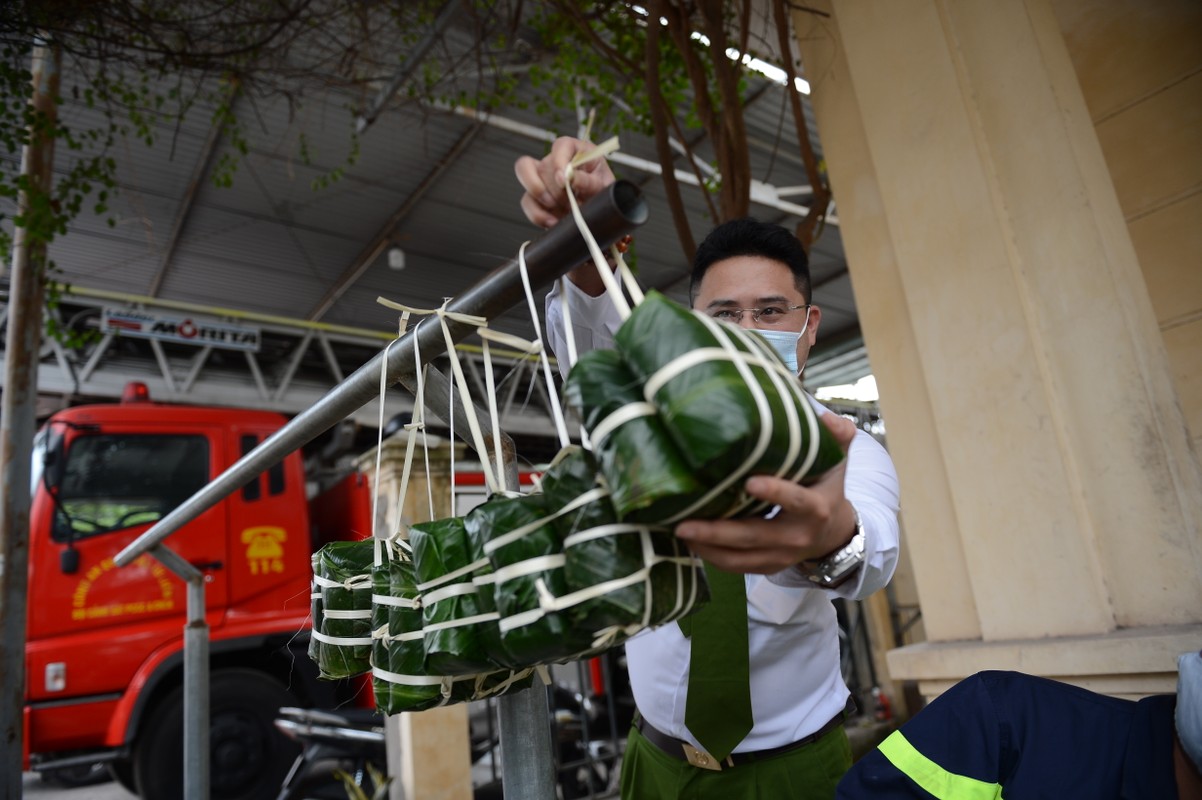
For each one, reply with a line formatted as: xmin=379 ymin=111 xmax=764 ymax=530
xmin=545 ymin=279 xmax=624 ymax=381
xmin=767 ymin=427 xmax=901 ymax=600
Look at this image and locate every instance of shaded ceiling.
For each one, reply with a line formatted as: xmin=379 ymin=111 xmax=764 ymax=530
xmin=2 ymin=6 xmax=874 ymax=432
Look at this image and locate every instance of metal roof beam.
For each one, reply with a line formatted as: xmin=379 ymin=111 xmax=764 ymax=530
xmin=437 ymin=102 xmax=836 ymax=224
xmin=146 ymin=86 xmax=237 ymax=297
xmin=305 ymin=123 xmax=483 ymax=322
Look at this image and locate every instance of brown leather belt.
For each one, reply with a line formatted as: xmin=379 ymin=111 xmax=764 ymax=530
xmin=634 ymin=696 xmax=856 ymax=770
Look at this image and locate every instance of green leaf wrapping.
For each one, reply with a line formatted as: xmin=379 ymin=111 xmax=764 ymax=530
xmin=614 ymin=291 xmax=844 ymax=518
xmin=370 ymin=547 xmax=445 ymax=714
xmin=410 ymin=517 xmax=502 ymax=676
xmin=563 ymin=349 xmax=735 ymax=523
xmin=309 ymin=539 xmax=374 ymax=680
xmin=541 ymin=446 xmax=710 ymax=643
xmin=465 ymin=492 xmax=595 ymax=665
xmin=370 ymin=545 xmax=534 ymax=713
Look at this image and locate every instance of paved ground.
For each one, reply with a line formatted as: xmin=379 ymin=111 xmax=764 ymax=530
xmin=21 ymin=772 xmax=134 ymax=799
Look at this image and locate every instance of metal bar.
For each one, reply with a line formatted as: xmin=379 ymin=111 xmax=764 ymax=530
xmin=147 ymin=84 xmax=237 ymax=297
xmin=355 ymin=0 xmax=458 ymax=133
xmin=0 ymin=42 xmax=59 ymax=798
xmin=149 ymin=338 xmax=178 ymax=394
xmin=151 ymin=544 xmax=208 ymax=800
xmin=271 ymin=331 xmax=313 ymax=403
xmin=115 ymin=180 xmax=647 ymax=568
xmin=243 ymin=350 xmax=269 ymax=399
xmin=317 ymin=333 xmax=344 ymax=384
xmin=181 ymin=346 xmax=213 ymax=394
xmin=78 ymin=330 xmax=114 ymax=382
xmin=308 ymin=123 xmax=483 ymax=321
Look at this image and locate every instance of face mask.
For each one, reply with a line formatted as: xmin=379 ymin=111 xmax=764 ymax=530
xmin=1178 ymin=651 xmax=1202 ymax=774
xmin=753 ymin=328 xmax=804 ymax=374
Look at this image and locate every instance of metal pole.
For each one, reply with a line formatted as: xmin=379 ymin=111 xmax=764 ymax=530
xmin=115 ymin=179 xmax=647 ymax=569
xmin=152 ymin=544 xmax=209 ymax=800
xmin=0 ymin=41 xmax=59 ymax=799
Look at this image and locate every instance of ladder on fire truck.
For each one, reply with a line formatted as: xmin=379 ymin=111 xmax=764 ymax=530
xmin=1 ymin=286 xmax=569 ymax=440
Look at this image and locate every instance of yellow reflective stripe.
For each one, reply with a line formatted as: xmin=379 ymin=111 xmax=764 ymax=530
xmin=878 ymin=730 xmax=1004 ymax=800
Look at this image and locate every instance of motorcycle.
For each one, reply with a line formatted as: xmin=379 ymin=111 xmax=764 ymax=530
xmin=275 ymin=652 xmax=632 ymax=800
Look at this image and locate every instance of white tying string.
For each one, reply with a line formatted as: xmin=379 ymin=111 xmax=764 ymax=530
xmin=313 ymin=573 xmax=373 ymax=591
xmin=558 ymin=278 xmax=580 ymax=369
xmin=416 ymin=556 xmax=491 ymax=594
xmin=322 ymin=609 xmax=373 ymax=620
xmin=372 ymin=336 xmax=401 ymax=566
xmin=371 ymin=666 xmax=459 ymax=687
xmin=490 ymin=554 xmax=566 ymax=587
xmin=435 ymin=304 xmax=501 ymax=494
xmin=372 ymin=593 xmax=420 ymax=609
xmin=478 ymin=327 xmax=541 ymax=491
xmin=588 ymin=401 xmax=657 ymax=449
xmin=423 ymin=612 xmax=500 ymax=633
xmin=563 ymin=137 xmax=631 ymax=320
xmin=449 ymin=373 xmax=457 ymax=514
xmin=612 ymin=245 xmax=645 ymax=306
xmin=517 ymin=241 xmax=571 ymax=448
xmin=481 ymin=488 xmax=608 ymax=556
xmin=422 ymin=581 xmax=480 ymax=606
xmin=310 ymin=630 xmax=373 ymax=647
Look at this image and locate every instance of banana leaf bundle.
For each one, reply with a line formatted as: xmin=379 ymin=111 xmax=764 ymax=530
xmin=371 ymin=539 xmax=538 ymax=714
xmin=540 ymin=445 xmax=709 ymax=648
xmin=614 ymin=290 xmax=844 ymax=519
xmin=370 ymin=543 xmax=446 ymax=714
xmin=465 ymin=490 xmax=595 ymax=665
xmin=309 ymin=539 xmax=375 ymax=679
xmin=410 ymin=517 xmax=504 ymax=676
xmin=563 ymin=349 xmax=735 ymax=523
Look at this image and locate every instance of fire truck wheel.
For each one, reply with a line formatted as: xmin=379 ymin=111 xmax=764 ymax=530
xmin=106 ymin=758 xmax=137 ymax=794
xmin=132 ymin=668 xmax=301 ymax=800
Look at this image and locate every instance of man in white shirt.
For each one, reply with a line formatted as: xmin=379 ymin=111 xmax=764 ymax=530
xmin=516 ymin=137 xmax=901 ymax=799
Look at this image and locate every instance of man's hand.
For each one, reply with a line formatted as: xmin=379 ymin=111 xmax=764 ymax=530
xmin=515 ymin=136 xmax=616 ymax=229
xmin=514 ymin=136 xmax=619 ymax=297
xmin=675 ymin=412 xmax=860 ymax=575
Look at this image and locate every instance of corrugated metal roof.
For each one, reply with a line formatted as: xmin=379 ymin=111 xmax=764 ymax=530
xmin=7 ymin=12 xmax=872 ymax=411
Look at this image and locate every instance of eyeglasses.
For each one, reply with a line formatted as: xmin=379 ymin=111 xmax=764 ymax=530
xmin=709 ymin=304 xmax=810 ymax=326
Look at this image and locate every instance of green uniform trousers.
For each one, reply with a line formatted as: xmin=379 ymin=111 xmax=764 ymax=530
xmin=619 ymin=722 xmax=852 ymax=800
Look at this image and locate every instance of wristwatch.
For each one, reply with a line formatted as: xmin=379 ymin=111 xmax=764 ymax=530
xmin=800 ymin=509 xmax=865 ymax=589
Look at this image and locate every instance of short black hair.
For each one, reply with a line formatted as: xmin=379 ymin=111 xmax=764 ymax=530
xmin=689 ymin=217 xmax=811 ymax=305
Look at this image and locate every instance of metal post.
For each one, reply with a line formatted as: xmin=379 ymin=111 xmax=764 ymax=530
xmin=0 ymin=41 xmax=59 ymax=799
xmin=151 ymin=544 xmax=210 ymax=800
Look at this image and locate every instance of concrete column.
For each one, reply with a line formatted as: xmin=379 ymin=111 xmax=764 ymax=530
xmin=358 ymin=435 xmax=474 ymax=800
xmin=791 ymin=0 xmax=1202 ymax=698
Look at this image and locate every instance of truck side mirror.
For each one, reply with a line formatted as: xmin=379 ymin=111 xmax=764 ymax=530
xmin=60 ymin=546 xmax=79 ymax=575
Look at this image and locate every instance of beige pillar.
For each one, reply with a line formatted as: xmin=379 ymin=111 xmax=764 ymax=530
xmin=792 ymin=0 xmax=1202 ymax=699
xmin=358 ymin=434 xmax=474 ymax=800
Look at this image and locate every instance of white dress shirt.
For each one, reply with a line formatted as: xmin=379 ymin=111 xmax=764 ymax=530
xmin=545 ymin=278 xmax=901 ymax=751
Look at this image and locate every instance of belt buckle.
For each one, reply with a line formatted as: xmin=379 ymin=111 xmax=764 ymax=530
xmin=681 ymin=743 xmax=724 ymax=771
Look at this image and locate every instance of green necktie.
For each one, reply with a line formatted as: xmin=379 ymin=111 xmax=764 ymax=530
xmin=680 ymin=562 xmax=753 ymax=761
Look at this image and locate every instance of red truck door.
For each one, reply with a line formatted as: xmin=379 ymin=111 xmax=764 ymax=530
xmin=222 ymin=423 xmax=312 ymax=618
xmin=25 ymin=419 xmax=230 ymax=752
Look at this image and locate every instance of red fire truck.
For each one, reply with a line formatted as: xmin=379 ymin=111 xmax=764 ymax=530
xmin=23 ymin=383 xmax=374 ymax=798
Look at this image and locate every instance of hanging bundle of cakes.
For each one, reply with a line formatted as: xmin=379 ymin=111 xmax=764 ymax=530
xmin=308 ymin=139 xmax=843 ymax=715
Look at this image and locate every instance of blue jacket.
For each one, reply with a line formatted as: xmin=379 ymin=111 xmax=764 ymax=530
xmin=838 ymin=671 xmax=1177 ymax=800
